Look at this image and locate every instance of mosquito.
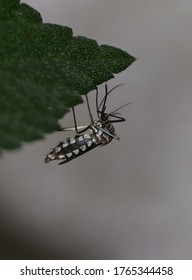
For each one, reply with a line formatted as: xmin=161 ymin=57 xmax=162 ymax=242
xmin=44 ymin=84 xmax=131 ymax=165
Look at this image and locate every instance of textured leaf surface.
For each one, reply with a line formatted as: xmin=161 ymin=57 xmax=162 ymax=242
xmin=0 ymin=0 xmax=136 ymax=152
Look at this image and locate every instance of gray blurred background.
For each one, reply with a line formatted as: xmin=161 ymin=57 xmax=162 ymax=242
xmin=1 ymin=0 xmax=192 ymax=259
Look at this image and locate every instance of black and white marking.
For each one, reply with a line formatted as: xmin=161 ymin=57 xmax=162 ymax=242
xmin=45 ymin=84 xmax=130 ymax=165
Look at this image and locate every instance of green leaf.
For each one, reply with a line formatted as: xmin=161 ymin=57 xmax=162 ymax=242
xmin=0 ymin=0 xmax=136 ymax=153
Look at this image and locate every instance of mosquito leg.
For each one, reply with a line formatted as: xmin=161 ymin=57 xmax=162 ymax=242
xmin=98 ymin=83 xmax=124 ymax=110
xmin=58 ymin=106 xmax=91 ymax=134
xmin=95 ymin=86 xmax=100 ymax=118
xmin=60 ymin=107 xmax=84 ymax=134
xmin=108 ymin=114 xmax=126 ymax=123
xmin=72 ymin=107 xmax=79 ymax=133
xmin=102 ymin=84 xmax=108 ymax=113
xmin=58 ymin=107 xmax=83 ymax=133
xmin=85 ymin=94 xmax=94 ymax=124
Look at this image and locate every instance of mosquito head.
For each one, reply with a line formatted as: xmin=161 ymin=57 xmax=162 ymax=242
xmin=100 ymin=111 xmax=110 ymax=123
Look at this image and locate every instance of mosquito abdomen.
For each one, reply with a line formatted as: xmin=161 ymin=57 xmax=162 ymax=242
xmin=44 ymin=133 xmax=99 ymax=165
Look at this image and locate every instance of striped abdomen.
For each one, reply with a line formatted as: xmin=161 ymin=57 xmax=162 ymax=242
xmin=45 ymin=120 xmax=116 ymax=165
xmin=44 ymin=132 xmax=99 ymax=165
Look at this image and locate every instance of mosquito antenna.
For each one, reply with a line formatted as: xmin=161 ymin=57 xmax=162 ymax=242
xmin=98 ymin=83 xmax=124 ymax=110
xmin=106 ymin=83 xmax=124 ymax=95
xmin=109 ymin=102 xmax=132 ymax=115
